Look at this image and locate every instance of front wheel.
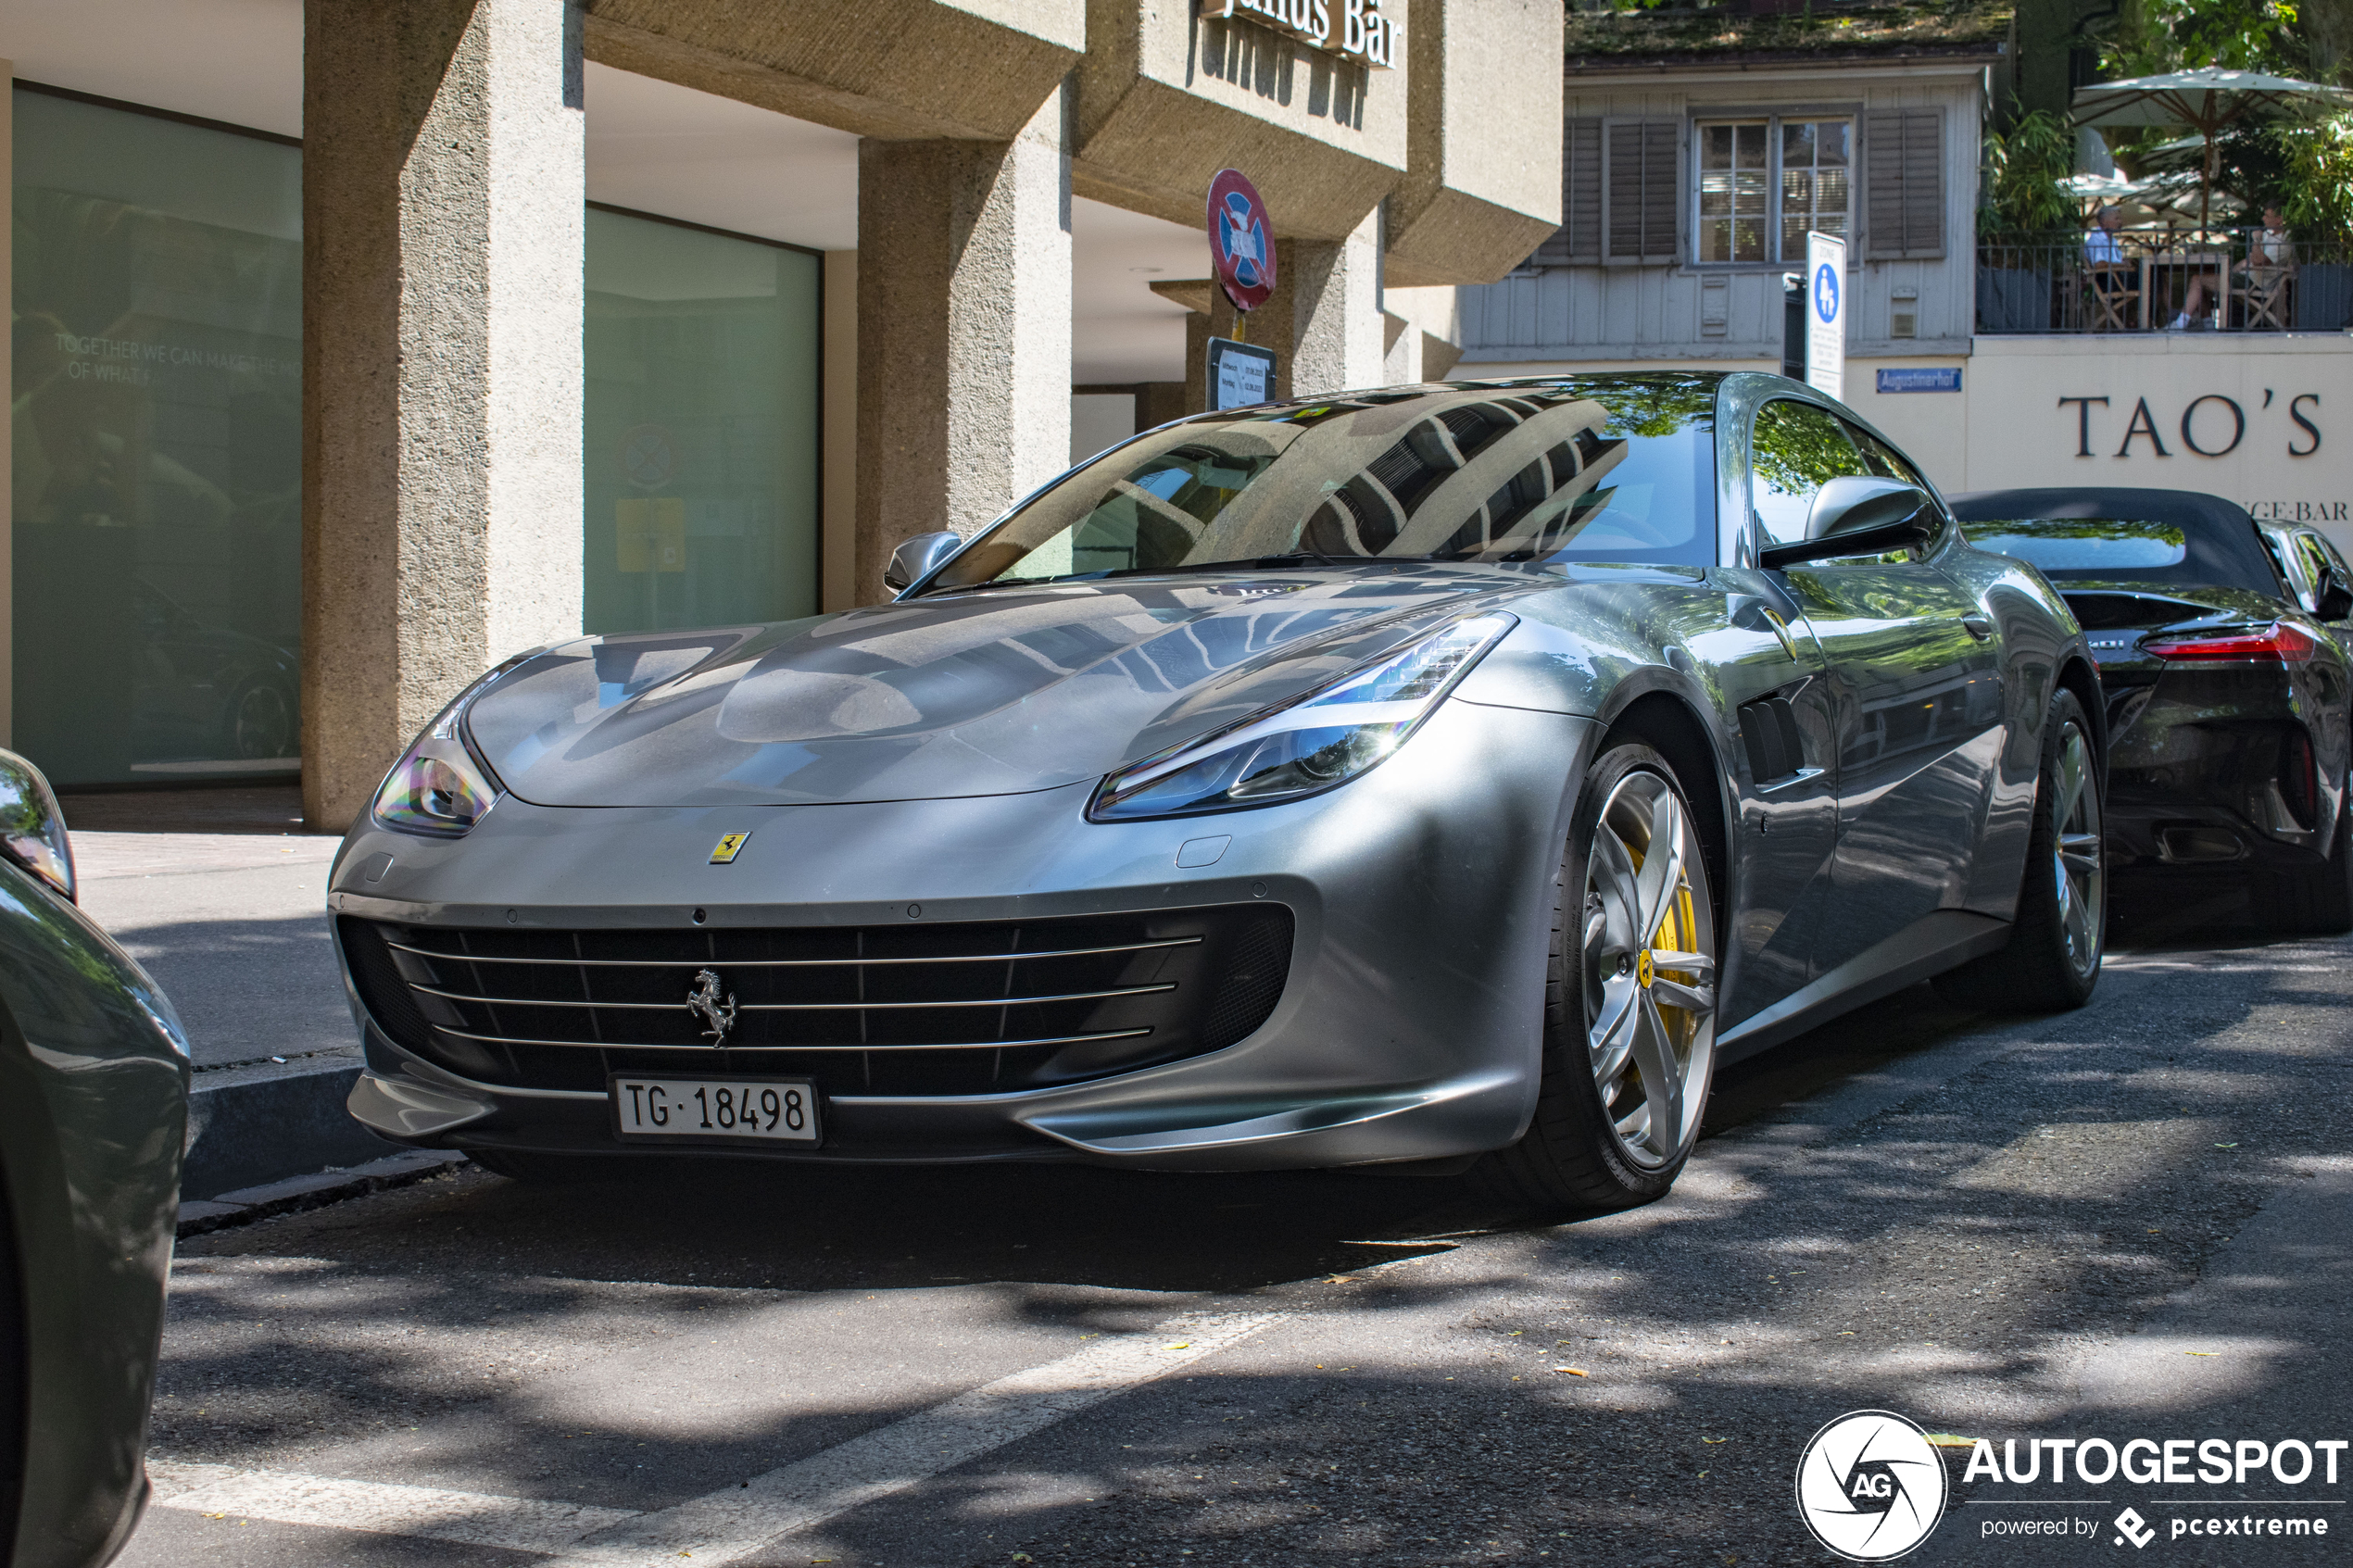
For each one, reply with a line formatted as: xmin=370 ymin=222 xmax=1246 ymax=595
xmin=1933 ymin=688 xmax=2105 ymax=1011
xmin=1478 ymin=741 xmax=1720 ymax=1215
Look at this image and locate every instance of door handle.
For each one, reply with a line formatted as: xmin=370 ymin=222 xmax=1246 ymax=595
xmin=1960 ymin=612 xmax=1993 ymax=642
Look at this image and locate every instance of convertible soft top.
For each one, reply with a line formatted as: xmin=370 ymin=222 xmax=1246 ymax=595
xmin=1950 ymin=486 xmax=2282 ymax=595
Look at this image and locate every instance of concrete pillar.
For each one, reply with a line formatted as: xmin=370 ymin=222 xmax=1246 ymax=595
xmin=1266 ymin=208 xmax=1387 ymax=401
xmin=302 ymin=0 xmax=585 ymax=832
xmin=854 ymin=82 xmax=1072 ymax=602
xmin=821 ymin=249 xmax=858 ymax=613
xmin=1135 ymin=382 xmax=1189 ymax=432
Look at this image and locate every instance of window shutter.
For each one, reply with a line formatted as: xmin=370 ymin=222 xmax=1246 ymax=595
xmin=1604 ymin=120 xmax=1680 ymax=264
xmin=1533 ymin=118 xmax=1604 ymax=265
xmin=1864 ymin=108 xmax=1944 ymax=259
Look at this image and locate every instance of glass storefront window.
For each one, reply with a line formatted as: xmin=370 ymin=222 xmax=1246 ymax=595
xmin=8 ymin=101 xmax=823 ymax=789
xmin=13 ymin=88 xmax=302 ymax=787
xmin=585 ymin=207 xmax=821 ymax=634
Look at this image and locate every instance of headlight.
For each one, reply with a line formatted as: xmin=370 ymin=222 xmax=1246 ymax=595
xmin=1088 ymin=611 xmax=1516 ymax=822
xmin=370 ymin=652 xmax=537 ymax=838
xmin=0 ymin=748 xmax=75 ymax=902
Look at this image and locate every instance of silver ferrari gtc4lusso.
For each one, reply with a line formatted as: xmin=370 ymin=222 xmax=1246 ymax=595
xmin=331 ymin=372 xmax=2104 ymax=1210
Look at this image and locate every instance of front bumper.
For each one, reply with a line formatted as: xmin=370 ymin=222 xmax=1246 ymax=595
xmin=332 ymin=700 xmax=1594 ymax=1171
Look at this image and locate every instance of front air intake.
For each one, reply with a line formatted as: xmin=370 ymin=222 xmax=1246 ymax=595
xmin=338 ymin=904 xmax=1295 ymax=1098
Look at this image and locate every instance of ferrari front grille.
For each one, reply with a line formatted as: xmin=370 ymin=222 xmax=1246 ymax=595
xmin=338 ymin=905 xmax=1294 ymax=1098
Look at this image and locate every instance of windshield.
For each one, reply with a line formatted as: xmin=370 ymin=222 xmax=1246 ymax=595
xmin=923 ymin=375 xmax=1718 ymax=591
xmin=1960 ymin=518 xmax=2276 ymax=593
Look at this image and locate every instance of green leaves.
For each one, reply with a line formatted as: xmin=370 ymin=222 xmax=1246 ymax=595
xmin=1980 ymin=111 xmax=2079 ymax=239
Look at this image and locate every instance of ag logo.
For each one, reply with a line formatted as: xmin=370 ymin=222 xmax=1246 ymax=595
xmin=1795 ymin=1410 xmax=1949 ymax=1561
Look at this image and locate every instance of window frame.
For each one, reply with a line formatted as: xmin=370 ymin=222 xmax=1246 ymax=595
xmin=1744 ymin=395 xmax=1949 ymax=561
xmin=1690 ymin=111 xmax=1856 ymax=270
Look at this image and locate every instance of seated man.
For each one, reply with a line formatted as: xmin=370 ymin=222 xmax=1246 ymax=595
xmin=2082 ymin=205 xmax=2136 ymax=325
xmin=2083 ymin=203 xmax=2127 ymax=270
xmin=2236 ymin=205 xmax=2298 ymax=325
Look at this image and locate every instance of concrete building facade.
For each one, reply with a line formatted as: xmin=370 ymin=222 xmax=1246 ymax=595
xmin=0 ymin=0 xmax=1563 ymax=827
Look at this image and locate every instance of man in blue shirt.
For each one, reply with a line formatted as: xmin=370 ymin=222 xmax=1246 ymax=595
xmin=2082 ymin=204 xmax=2133 ymax=327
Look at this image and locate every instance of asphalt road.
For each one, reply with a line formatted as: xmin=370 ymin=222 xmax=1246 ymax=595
xmin=116 ymin=881 xmax=2353 ymax=1567
xmin=73 ymin=829 xmax=346 ymax=1071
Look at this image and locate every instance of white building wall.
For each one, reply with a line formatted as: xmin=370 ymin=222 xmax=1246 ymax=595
xmin=1461 ymin=65 xmax=1986 ymax=363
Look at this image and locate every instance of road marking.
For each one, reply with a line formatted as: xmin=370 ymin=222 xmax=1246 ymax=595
xmin=147 ymin=1461 xmax=637 ymax=1554
xmin=548 ymin=1309 xmax=1286 ymax=1566
xmin=144 ymin=1309 xmax=1283 ymax=1563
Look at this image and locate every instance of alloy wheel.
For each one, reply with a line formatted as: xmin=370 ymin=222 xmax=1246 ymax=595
xmin=1581 ymin=769 xmax=1718 ymax=1169
xmin=2051 ymin=720 xmax=2104 ymax=979
xmin=232 ymin=684 xmax=293 ymax=759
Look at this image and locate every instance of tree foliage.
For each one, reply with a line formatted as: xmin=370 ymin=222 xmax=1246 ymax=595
xmin=2271 ymin=109 xmax=2353 ymax=232
xmin=1981 ymin=110 xmax=2080 ymax=236
xmin=2089 ymin=0 xmax=2353 ymax=233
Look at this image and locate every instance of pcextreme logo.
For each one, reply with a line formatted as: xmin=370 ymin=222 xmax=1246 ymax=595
xmin=1796 ymin=1411 xmax=1951 ymax=1561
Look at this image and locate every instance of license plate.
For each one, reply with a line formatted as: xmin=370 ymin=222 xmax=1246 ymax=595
xmin=609 ymin=1074 xmax=822 ymax=1146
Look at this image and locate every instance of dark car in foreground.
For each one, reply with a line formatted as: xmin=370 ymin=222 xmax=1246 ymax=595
xmin=0 ymin=750 xmax=188 ymax=1567
xmin=1954 ymin=487 xmax=2353 ymax=931
xmin=331 ymin=373 xmax=2103 ymax=1214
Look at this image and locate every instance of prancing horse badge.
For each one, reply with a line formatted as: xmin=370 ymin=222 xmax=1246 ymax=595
xmin=709 ymin=832 xmax=750 ymax=864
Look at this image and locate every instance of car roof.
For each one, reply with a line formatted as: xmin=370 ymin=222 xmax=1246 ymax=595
xmin=1946 ymin=486 xmax=2251 ymax=531
xmin=1948 ymin=486 xmax=2282 ymax=595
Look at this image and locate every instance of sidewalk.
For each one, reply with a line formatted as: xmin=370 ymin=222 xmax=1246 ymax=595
xmin=62 ymin=786 xmax=394 ymax=1199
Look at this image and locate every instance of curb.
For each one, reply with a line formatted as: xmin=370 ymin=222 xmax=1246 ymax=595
xmin=182 ymin=1049 xmax=401 ymax=1200
xmin=176 ymin=1148 xmax=472 ymax=1239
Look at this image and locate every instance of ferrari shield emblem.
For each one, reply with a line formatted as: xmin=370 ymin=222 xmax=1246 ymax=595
xmin=709 ymin=832 xmax=750 ymax=865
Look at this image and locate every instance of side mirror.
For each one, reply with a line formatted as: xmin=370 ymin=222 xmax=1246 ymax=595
xmin=0 ymin=749 xmax=75 ymax=903
xmin=1760 ymin=477 xmax=1935 ymax=571
xmin=2317 ymin=567 xmax=2353 ymax=623
xmin=883 ymin=531 xmax=964 ymax=593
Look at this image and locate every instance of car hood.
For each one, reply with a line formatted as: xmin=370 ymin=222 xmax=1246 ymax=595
xmin=466 ymin=569 xmax=1532 ymax=808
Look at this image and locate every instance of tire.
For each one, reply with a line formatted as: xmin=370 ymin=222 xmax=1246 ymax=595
xmin=1477 ymin=741 xmax=1720 ymax=1215
xmin=2255 ymin=797 xmax=2353 ymax=935
xmin=1932 ymin=688 xmax=2106 ymax=1011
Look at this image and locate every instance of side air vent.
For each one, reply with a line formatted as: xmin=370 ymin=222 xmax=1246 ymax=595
xmin=1739 ymin=694 xmax=1807 ymax=784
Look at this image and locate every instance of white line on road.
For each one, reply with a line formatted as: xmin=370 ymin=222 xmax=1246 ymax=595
xmin=547 ymin=1309 xmax=1287 ymax=1566
xmin=145 ymin=1309 xmax=1285 ymax=1562
xmin=147 ymin=1461 xmax=637 ymax=1555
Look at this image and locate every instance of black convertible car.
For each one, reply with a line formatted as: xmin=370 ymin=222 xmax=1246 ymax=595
xmin=1954 ymin=487 xmax=2353 ymax=931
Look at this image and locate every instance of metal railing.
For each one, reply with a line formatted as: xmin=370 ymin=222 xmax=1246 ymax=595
xmin=1975 ymin=233 xmax=2353 ymax=334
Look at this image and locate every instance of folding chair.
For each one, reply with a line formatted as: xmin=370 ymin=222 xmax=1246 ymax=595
xmin=2085 ymin=263 xmax=2141 ymax=332
xmin=2237 ymin=269 xmax=2294 ymax=331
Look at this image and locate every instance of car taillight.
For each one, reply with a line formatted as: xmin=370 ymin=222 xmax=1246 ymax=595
xmin=2140 ymin=621 xmax=2320 ymax=663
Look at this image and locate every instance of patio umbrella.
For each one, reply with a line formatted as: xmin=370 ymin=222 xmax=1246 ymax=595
xmin=2068 ymin=169 xmax=2246 ymax=229
xmin=2071 ymin=68 xmax=2353 ymax=234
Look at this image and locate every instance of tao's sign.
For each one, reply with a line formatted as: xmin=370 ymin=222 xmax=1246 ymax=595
xmin=1208 ymin=169 xmax=1276 ymax=314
